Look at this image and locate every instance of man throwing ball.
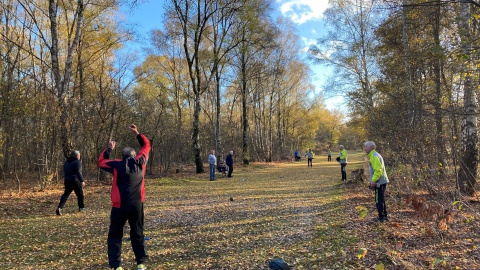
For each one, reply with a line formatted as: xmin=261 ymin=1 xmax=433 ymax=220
xmin=98 ymin=124 xmax=150 ymax=270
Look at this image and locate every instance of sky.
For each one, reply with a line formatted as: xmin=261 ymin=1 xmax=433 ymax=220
xmin=120 ymin=0 xmax=341 ymax=110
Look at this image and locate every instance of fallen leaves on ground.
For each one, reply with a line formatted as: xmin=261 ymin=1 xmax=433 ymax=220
xmin=0 ymin=151 xmax=479 ymax=269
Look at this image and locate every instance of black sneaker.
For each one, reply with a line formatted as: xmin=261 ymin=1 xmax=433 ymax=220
xmin=56 ymin=208 xmax=62 ymax=216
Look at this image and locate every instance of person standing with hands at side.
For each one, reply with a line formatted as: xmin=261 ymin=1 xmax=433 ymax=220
xmin=226 ymin=151 xmax=234 ymax=178
xmin=364 ymin=141 xmax=389 ymax=223
xmin=208 ymin=150 xmax=217 ymax=181
xmin=98 ymin=124 xmax=151 ymax=270
xmin=338 ymin=145 xmax=348 ymax=181
xmin=56 ymin=150 xmax=86 ymax=215
xmin=305 ymin=149 xmax=314 ymax=167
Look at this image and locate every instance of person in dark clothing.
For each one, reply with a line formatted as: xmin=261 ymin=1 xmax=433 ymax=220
xmin=97 ymin=124 xmax=150 ymax=270
xmin=56 ymin=150 xmax=85 ymax=215
xmin=225 ymin=151 xmax=234 ymax=177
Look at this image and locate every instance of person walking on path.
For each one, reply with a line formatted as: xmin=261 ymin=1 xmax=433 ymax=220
xmin=56 ymin=150 xmax=86 ymax=215
xmin=327 ymin=149 xmax=332 ymax=162
xmin=338 ymin=145 xmax=348 ymax=181
xmin=208 ymin=150 xmax=217 ymax=181
xmin=97 ymin=124 xmax=150 ymax=270
xmin=364 ymin=141 xmax=389 ymax=222
xmin=226 ymin=151 xmax=234 ymax=178
xmin=305 ymin=149 xmax=314 ymax=167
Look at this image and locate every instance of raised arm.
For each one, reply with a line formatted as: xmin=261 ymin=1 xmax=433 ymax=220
xmin=97 ymin=141 xmax=116 ymax=173
xmin=131 ymin=124 xmax=151 ymax=164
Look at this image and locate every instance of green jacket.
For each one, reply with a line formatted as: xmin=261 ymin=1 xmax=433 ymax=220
xmin=368 ymin=150 xmax=389 ymax=186
xmin=339 ymin=149 xmax=347 ymax=164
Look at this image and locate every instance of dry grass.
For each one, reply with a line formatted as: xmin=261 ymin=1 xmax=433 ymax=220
xmin=1 ymin=151 xmax=478 ymax=269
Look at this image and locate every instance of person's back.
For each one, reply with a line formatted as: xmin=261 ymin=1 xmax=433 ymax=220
xmin=99 ymin=134 xmax=150 ymax=207
xmin=116 ymin=157 xmax=144 ymax=205
xmin=97 ymin=124 xmax=150 ymax=270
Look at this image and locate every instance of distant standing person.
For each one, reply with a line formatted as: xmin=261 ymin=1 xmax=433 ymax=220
xmin=208 ymin=150 xmax=217 ymax=181
xmin=56 ymin=150 xmax=86 ymax=215
xmin=305 ymin=149 xmax=314 ymax=167
xmin=338 ymin=145 xmax=348 ymax=181
xmin=364 ymin=141 xmax=389 ymax=222
xmin=226 ymin=151 xmax=234 ymax=177
xmin=294 ymin=150 xmax=301 ymax=161
xmin=327 ymin=149 xmax=332 ymax=162
xmin=97 ymin=124 xmax=150 ymax=270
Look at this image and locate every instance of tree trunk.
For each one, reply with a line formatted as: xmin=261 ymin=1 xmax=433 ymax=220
xmin=432 ymin=0 xmax=445 ymax=175
xmin=193 ymin=93 xmax=204 ymax=173
xmin=241 ymin=52 xmax=250 ymax=165
xmin=458 ymin=1 xmax=477 ymax=196
xmin=49 ymin=0 xmax=85 ymax=158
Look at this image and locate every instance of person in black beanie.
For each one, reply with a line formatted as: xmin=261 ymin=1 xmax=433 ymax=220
xmin=56 ymin=150 xmax=86 ymax=215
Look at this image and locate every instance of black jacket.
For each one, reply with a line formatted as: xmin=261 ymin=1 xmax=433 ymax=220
xmin=64 ymin=157 xmax=84 ymax=182
xmin=226 ymin=154 xmax=233 ymax=167
xmin=98 ymin=134 xmax=151 ymax=208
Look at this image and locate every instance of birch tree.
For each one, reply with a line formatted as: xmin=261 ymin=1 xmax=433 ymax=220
xmin=457 ymin=0 xmax=477 ymax=195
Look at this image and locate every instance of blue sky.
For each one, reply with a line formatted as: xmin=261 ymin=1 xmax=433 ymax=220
xmin=120 ymin=0 xmax=340 ymax=110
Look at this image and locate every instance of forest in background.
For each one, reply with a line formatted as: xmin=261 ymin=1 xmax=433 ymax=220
xmin=0 ymin=0 xmax=480 ymax=201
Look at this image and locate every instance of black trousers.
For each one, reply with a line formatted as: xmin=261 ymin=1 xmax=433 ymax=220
xmin=307 ymin=158 xmax=313 ymax=167
xmin=108 ymin=203 xmax=148 ymax=268
xmin=340 ymin=163 xmax=347 ymax=180
xmin=58 ymin=180 xmax=84 ymax=209
xmin=375 ymin=184 xmax=388 ymax=220
xmin=227 ymin=165 xmax=233 ymax=177
xmin=328 ymin=156 xmax=331 ymax=161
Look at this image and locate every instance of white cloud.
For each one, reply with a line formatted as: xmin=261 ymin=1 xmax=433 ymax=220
xmin=277 ymin=0 xmax=330 ymax=25
xmin=301 ymin=37 xmax=317 ymax=52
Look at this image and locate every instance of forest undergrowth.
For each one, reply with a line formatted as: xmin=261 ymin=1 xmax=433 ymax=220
xmin=0 ymin=151 xmax=479 ymax=269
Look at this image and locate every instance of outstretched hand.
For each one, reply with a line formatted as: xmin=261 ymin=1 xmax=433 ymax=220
xmin=108 ymin=141 xmax=116 ymax=150
xmin=129 ymin=124 xmax=139 ymax=135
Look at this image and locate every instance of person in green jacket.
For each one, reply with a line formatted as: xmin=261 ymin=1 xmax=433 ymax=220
xmin=364 ymin=141 xmax=389 ymax=222
xmin=338 ymin=145 xmax=347 ymax=181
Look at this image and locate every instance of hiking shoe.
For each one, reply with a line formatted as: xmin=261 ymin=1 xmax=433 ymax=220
xmin=79 ymin=207 xmax=86 ymax=212
xmin=137 ymin=264 xmax=146 ymax=270
xmin=112 ymin=267 xmax=123 ymax=270
xmin=56 ymin=208 xmax=62 ymax=216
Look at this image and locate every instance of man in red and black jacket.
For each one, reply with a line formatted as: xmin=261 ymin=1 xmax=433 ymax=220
xmin=98 ymin=124 xmax=151 ymax=270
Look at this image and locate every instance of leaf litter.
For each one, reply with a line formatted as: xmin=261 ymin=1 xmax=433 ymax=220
xmin=0 ymin=152 xmax=479 ymax=269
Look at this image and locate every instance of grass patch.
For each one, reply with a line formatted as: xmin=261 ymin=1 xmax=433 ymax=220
xmin=1 ymin=151 xmax=374 ymax=269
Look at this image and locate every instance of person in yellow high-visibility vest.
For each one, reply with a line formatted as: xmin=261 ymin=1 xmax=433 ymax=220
xmin=338 ymin=145 xmax=347 ymax=181
xmin=364 ymin=141 xmax=389 ymax=223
